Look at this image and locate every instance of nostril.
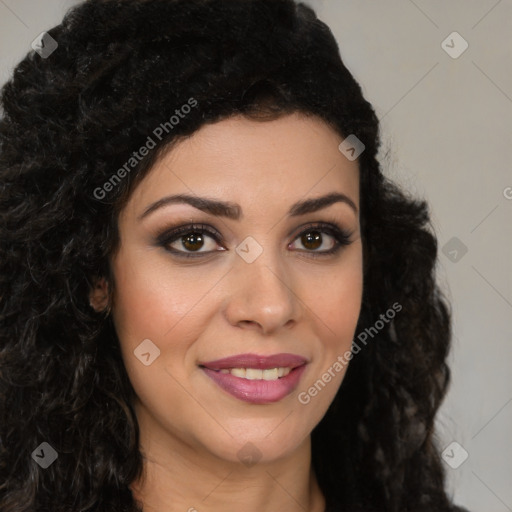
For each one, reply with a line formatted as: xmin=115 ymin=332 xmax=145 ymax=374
xmin=239 ymin=320 xmax=259 ymax=328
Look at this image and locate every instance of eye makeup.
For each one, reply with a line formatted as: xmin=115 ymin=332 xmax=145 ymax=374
xmin=154 ymin=218 xmax=355 ymax=261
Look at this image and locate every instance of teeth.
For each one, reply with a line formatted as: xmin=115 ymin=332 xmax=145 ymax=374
xmin=231 ymin=368 xmax=247 ymax=378
xmin=218 ymin=367 xmax=292 ymax=380
xmin=245 ymin=368 xmax=262 ymax=380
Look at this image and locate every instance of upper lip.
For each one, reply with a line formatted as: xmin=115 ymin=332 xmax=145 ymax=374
xmin=199 ymin=352 xmax=308 ymax=370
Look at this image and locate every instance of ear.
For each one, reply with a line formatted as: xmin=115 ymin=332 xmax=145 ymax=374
xmin=89 ymin=276 xmax=110 ymax=312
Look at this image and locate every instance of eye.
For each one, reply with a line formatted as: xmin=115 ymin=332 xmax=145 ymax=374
xmin=158 ymin=224 xmax=223 ymax=258
xmin=290 ymin=230 xmax=335 ymax=252
xmin=288 ymin=223 xmax=352 ymax=257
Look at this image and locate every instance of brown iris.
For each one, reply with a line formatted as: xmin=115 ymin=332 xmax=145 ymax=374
xmin=181 ymin=232 xmax=205 ymax=251
xmin=301 ymin=231 xmax=322 ymax=250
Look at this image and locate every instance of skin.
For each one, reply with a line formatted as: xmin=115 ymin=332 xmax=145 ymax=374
xmin=90 ymin=112 xmax=363 ymax=512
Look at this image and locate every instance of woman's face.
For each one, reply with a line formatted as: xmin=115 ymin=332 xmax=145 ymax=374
xmin=106 ymin=112 xmax=363 ymax=465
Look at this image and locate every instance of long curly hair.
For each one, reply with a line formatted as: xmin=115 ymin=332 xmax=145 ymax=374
xmin=0 ymin=1 xmax=467 ymax=511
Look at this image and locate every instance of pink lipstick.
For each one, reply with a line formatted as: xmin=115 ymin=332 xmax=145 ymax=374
xmin=199 ymin=352 xmax=308 ymax=404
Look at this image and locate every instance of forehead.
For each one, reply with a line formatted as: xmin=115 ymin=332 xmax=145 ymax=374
xmin=125 ymin=113 xmax=360 ymax=215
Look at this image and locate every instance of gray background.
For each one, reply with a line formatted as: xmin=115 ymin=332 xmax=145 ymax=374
xmin=1 ymin=1 xmax=511 ymax=510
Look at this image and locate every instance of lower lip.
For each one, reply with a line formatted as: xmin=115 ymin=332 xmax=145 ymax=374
xmin=201 ymin=365 xmax=307 ymax=404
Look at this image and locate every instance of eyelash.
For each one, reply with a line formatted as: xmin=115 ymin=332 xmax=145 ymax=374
xmin=156 ymin=222 xmax=353 ymax=260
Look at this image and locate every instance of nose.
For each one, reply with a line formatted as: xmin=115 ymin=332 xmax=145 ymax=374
xmin=223 ymin=248 xmax=301 ymax=335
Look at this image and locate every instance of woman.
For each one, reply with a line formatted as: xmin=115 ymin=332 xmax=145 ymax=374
xmin=0 ymin=0 xmax=469 ymax=511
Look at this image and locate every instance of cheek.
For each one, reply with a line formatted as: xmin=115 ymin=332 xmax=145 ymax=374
xmin=110 ymin=248 xmax=218 ymax=348
xmin=319 ymin=274 xmax=362 ymax=336
xmin=109 ymin=252 xmax=193 ymax=390
xmin=303 ymin=246 xmax=363 ymax=348
xmin=109 ymin=248 xmax=227 ymax=400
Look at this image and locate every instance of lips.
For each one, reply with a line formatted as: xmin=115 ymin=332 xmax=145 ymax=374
xmin=198 ymin=352 xmax=308 ymax=404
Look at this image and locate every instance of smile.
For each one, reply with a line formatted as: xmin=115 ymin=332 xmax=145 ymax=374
xmin=198 ymin=353 xmax=308 ymax=404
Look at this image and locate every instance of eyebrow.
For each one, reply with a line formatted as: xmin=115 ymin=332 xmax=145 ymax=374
xmin=138 ymin=191 xmax=358 ymax=221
